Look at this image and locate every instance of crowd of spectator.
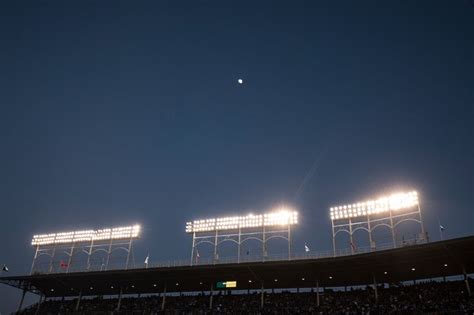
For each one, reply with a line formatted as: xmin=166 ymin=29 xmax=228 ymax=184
xmin=21 ymin=279 xmax=474 ymax=314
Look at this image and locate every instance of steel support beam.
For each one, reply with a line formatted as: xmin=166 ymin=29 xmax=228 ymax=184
xmin=161 ymin=284 xmax=167 ymax=311
xmin=75 ymin=291 xmax=82 ymax=311
xmin=17 ymin=288 xmax=27 ymax=313
xmin=373 ymin=273 xmax=378 ymax=303
xmin=463 ymin=266 xmax=472 ymax=297
xmin=209 ymin=284 xmax=214 ymax=310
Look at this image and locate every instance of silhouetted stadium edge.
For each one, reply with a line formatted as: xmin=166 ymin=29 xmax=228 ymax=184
xmin=1 ymin=236 xmax=473 ymax=314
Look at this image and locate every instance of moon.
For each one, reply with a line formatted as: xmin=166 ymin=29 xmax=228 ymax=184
xmin=238 ymin=79 xmax=243 ymax=84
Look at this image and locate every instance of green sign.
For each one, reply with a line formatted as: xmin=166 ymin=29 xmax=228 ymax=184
xmin=216 ymin=281 xmax=237 ymax=289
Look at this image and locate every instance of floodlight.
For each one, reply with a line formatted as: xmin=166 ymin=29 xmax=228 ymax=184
xmin=330 ymin=191 xmax=418 ymax=220
xmin=31 ymin=224 xmax=141 ymax=246
xmin=185 ymin=208 xmax=298 ymax=233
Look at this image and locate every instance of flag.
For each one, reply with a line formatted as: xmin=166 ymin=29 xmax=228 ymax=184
xmin=2 ymin=264 xmax=8 ymax=272
xmin=439 ymin=225 xmax=445 ymax=231
xmin=304 ymin=243 xmax=310 ymax=253
xmin=59 ymin=261 xmax=69 ymax=269
xmin=144 ymin=254 xmax=149 ymax=266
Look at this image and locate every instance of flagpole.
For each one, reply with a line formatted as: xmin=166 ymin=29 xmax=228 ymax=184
xmin=437 ymin=215 xmax=444 ymax=240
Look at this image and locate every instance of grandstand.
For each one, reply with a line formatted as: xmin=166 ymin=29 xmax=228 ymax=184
xmin=1 ymin=195 xmax=473 ymax=313
xmin=1 ymin=235 xmax=473 ymax=314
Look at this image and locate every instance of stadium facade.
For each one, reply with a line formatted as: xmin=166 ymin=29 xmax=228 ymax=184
xmin=1 ymin=236 xmax=473 ymax=313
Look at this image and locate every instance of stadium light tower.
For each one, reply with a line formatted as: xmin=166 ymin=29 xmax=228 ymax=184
xmin=186 ymin=207 xmax=298 ymax=265
xmin=30 ymin=224 xmax=141 ymax=274
xmin=329 ymin=191 xmax=426 ymax=256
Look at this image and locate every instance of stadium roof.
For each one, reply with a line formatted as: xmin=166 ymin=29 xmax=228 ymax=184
xmin=1 ymin=236 xmax=473 ymax=297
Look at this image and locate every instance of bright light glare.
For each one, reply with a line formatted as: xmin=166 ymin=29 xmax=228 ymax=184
xmin=329 ymin=191 xmax=419 ymax=220
xmin=186 ymin=208 xmax=298 ymax=233
xmin=31 ymin=225 xmax=141 ymax=246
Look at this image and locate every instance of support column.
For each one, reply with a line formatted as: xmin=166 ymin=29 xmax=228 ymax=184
xmin=288 ymin=223 xmax=291 ymax=260
xmin=67 ymin=243 xmax=75 ymax=273
xmin=125 ymin=236 xmax=133 ymax=270
xmin=75 ymin=291 xmax=82 ymax=311
xmin=214 ymin=230 xmax=218 ymax=263
xmin=417 ymin=203 xmax=426 ymax=241
xmin=331 ymin=220 xmax=336 ymax=257
xmin=161 ymin=284 xmax=167 ymax=311
xmin=389 ymin=210 xmax=396 ymax=248
xmin=17 ymin=288 xmax=27 ymax=313
xmin=260 ymin=283 xmax=264 ymax=309
xmin=463 ymin=266 xmax=472 ymax=297
xmin=35 ymin=294 xmax=43 ymax=315
xmin=349 ymin=218 xmax=354 ymax=254
xmin=372 ymin=273 xmax=378 ymax=303
xmin=86 ymin=239 xmax=94 ymax=270
xmin=48 ymin=245 xmax=57 ymax=273
xmin=316 ymin=279 xmax=320 ymax=307
xmin=209 ymin=284 xmax=214 ymax=310
xmin=116 ymin=287 xmax=123 ymax=311
xmin=262 ymin=225 xmax=266 ymax=261
xmin=368 ymin=215 xmax=374 ymax=251
xmin=237 ymin=227 xmax=241 ymax=263
xmin=30 ymin=245 xmax=39 ymax=275
xmin=190 ymin=232 xmax=195 ymax=266
xmin=105 ymin=237 xmax=113 ymax=271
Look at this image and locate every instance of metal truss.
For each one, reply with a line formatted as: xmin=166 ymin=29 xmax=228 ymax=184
xmin=30 ymin=236 xmax=136 ymax=275
xmin=331 ymin=205 xmax=426 ymax=255
xmin=190 ymin=224 xmax=293 ymax=265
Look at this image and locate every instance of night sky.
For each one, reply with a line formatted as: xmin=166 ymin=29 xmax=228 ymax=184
xmin=1 ymin=0 xmax=473 ymax=312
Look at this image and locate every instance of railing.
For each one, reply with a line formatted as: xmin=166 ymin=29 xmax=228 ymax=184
xmin=30 ymin=238 xmax=426 ymax=275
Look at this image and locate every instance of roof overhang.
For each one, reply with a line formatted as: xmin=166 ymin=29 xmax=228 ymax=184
xmin=1 ymin=236 xmax=473 ymax=297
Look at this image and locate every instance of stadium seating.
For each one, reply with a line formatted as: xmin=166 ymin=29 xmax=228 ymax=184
xmin=20 ymin=279 xmax=473 ymax=314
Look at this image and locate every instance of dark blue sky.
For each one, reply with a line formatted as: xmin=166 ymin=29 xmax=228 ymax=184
xmin=1 ymin=0 xmax=473 ymax=311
